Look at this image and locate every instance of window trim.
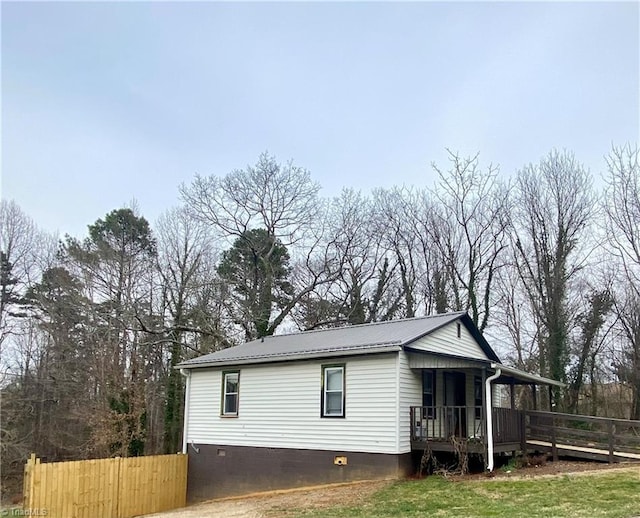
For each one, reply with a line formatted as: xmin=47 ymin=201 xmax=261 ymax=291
xmin=321 ymin=364 xmax=345 ymax=418
xmin=221 ymin=370 xmax=240 ymax=417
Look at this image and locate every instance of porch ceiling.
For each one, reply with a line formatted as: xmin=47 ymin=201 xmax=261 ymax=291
xmin=491 ymin=363 xmax=565 ymax=387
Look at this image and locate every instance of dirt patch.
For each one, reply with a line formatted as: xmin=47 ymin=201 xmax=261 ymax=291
xmin=442 ymin=460 xmax=640 ymax=481
xmin=146 ymin=461 xmax=640 ymax=518
xmin=145 ymin=479 xmax=392 ymax=518
xmin=254 ymin=479 xmax=391 ymax=517
xmin=457 ymin=459 xmax=640 ymax=481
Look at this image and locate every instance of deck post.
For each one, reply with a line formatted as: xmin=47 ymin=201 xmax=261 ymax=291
xmin=551 ymin=419 xmax=558 ymax=461
xmin=410 ymin=407 xmax=415 ymax=441
xmin=608 ymin=420 xmax=615 ymax=464
xmin=510 ymin=380 xmax=517 ymax=456
xmin=532 ymin=385 xmax=537 ymax=410
xmin=520 ymin=411 xmax=527 ymax=457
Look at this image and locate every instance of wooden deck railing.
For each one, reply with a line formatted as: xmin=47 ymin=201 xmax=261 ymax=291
xmin=410 ymin=406 xmax=523 ymax=445
xmin=493 ymin=407 xmax=524 ymax=444
xmin=411 ymin=406 xmax=479 ymax=441
xmin=524 ymin=410 xmax=640 ymax=462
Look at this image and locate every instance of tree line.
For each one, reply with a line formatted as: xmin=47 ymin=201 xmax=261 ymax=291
xmin=1 ymin=145 xmax=638 ymax=487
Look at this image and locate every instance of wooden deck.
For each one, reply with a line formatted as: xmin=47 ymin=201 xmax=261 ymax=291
xmin=411 ymin=406 xmax=640 ymax=464
xmin=411 ymin=439 xmax=521 ymax=454
xmin=526 ymin=440 xmax=640 ymax=462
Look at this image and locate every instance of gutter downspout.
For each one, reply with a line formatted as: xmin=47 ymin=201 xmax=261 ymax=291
xmin=485 ymin=367 xmax=502 ymax=472
xmin=180 ymin=368 xmax=191 ymax=454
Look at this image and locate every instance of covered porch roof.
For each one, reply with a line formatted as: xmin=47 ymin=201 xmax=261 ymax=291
xmin=490 ymin=363 xmax=565 ymax=388
xmin=405 ymin=348 xmax=564 ymax=388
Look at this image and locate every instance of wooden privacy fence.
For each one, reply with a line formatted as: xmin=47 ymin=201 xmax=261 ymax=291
xmin=23 ymin=453 xmax=187 ymax=518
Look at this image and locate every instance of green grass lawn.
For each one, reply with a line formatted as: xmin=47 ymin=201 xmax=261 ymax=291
xmin=284 ymin=471 xmax=640 ymax=518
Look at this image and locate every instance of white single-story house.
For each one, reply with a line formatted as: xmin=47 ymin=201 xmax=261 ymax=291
xmin=177 ymin=312 xmax=563 ymax=501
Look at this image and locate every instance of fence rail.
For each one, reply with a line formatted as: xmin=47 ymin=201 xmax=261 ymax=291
xmin=23 ymin=453 xmax=187 ymax=518
xmin=525 ymin=410 xmax=640 ymax=462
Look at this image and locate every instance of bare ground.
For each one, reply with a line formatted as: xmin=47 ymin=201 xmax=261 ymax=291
xmin=145 ymin=479 xmax=391 ymax=518
xmin=145 ymin=461 xmax=640 ymax=518
xmin=461 ymin=459 xmax=640 ymax=481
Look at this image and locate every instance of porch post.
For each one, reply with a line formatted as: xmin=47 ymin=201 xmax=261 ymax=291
xmin=480 ymin=367 xmax=487 ymax=442
xmin=510 ymin=379 xmax=517 ymax=458
xmin=532 ymin=385 xmax=537 ymax=410
xmin=548 ymin=385 xmax=553 ymax=411
xmin=510 ymin=380 xmax=515 ymax=409
xmin=481 ymin=367 xmax=487 ymax=467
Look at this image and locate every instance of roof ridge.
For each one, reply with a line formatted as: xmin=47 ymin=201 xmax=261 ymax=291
xmin=259 ymin=311 xmax=467 ymax=341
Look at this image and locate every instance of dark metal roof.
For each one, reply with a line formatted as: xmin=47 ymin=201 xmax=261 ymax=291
xmin=177 ymin=311 xmax=501 ymax=369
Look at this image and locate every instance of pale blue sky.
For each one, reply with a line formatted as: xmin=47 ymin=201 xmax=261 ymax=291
xmin=2 ymin=1 xmax=639 ymax=238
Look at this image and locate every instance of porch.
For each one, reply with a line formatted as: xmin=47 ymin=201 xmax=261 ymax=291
xmin=410 ymin=406 xmax=524 ymax=454
xmin=409 ymin=406 xmax=640 ymax=462
xmin=404 ymin=352 xmax=566 ymax=462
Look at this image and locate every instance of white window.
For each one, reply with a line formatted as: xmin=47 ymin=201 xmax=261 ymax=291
xmin=222 ymin=371 xmax=239 ymax=416
xmin=322 ymin=365 xmax=345 ymax=417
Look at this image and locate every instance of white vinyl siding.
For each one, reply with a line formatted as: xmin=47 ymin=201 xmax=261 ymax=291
xmin=187 ymin=354 xmax=401 ymax=454
xmin=493 ymin=384 xmax=506 ymax=407
xmin=408 ymin=321 xmax=488 ymax=361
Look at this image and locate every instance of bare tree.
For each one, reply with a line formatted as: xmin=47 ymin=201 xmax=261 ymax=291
xmin=155 ymin=207 xmax=225 ymax=342
xmin=0 ymin=200 xmax=48 ymax=354
xmin=154 ymin=207 xmax=229 ymax=452
xmin=396 ymin=188 xmax=451 ymax=315
xmin=512 ymin=150 xmax=594 ymax=404
xmin=427 ymin=151 xmax=511 ymax=330
xmin=612 ymin=290 xmax=640 ymax=419
xmin=181 ymin=153 xmax=338 ymax=338
xmin=318 ymin=189 xmax=404 ymax=325
xmin=0 ymin=201 xmax=60 ymax=497
xmin=374 ymin=190 xmax=415 ymax=316
xmin=180 ymin=152 xmax=321 ymax=245
xmin=604 ymin=144 xmax=640 ymax=296
xmin=603 ymin=143 xmax=640 ymax=418
xmin=493 ymin=263 xmax=542 ymax=372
